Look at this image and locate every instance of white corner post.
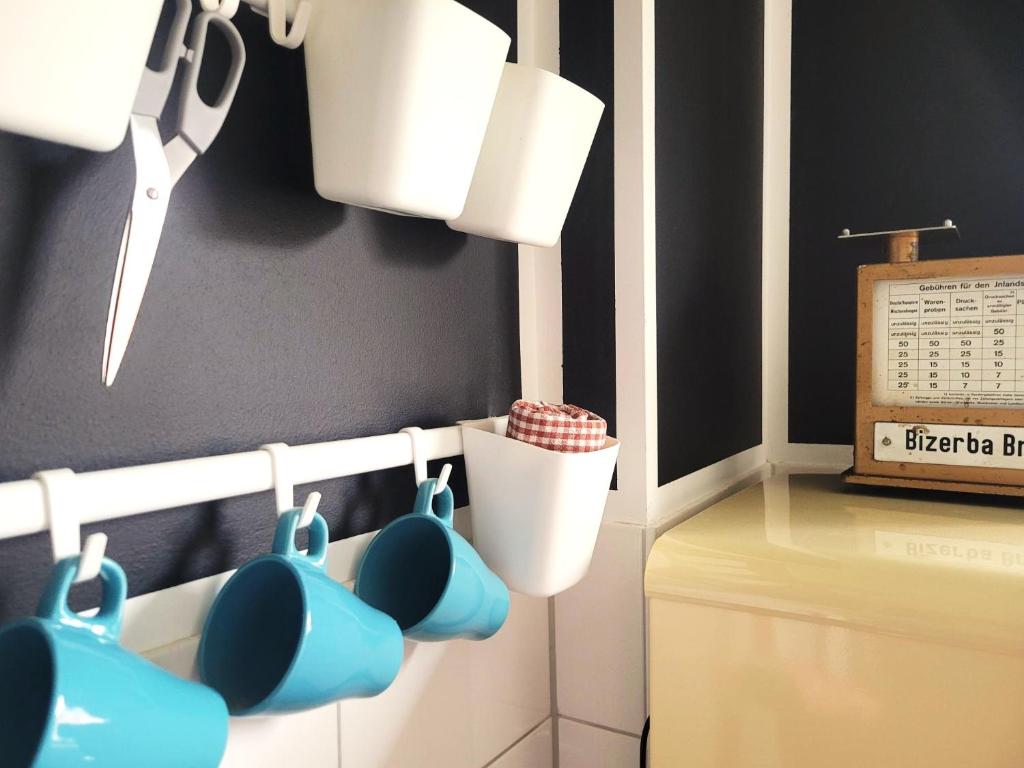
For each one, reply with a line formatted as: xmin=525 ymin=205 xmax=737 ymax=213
xmin=761 ymin=0 xmax=850 ymax=470
xmin=762 ymin=0 xmax=793 ymax=464
xmin=516 ymin=0 xmax=563 ymax=405
xmin=614 ymin=0 xmax=774 ymax=528
xmin=604 ymin=0 xmax=657 ymax=526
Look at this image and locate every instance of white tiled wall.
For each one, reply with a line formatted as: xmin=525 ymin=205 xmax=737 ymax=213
xmin=558 ymin=718 xmax=640 ymax=768
xmin=489 ymin=719 xmax=554 ymax=768
xmin=223 ymin=706 xmax=341 ymax=768
xmin=555 ymin=522 xmax=647 ymax=736
xmin=337 ymin=593 xmax=550 ymax=768
xmin=551 ymin=447 xmax=773 ymax=746
xmin=145 ymin=592 xmax=550 ymax=768
xmin=139 ymin=473 xmax=766 ymax=768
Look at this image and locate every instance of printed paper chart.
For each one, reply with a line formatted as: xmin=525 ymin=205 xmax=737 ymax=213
xmin=873 ymin=274 xmax=1024 ymax=408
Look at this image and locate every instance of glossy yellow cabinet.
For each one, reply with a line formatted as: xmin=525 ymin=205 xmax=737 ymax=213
xmin=645 ymin=475 xmax=1024 ymax=768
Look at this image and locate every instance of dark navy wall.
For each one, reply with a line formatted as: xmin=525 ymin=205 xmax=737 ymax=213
xmin=655 ymin=0 xmax=764 ymax=484
xmin=790 ymin=0 xmax=1024 ymax=444
xmin=0 ymin=1 xmax=519 ymax=621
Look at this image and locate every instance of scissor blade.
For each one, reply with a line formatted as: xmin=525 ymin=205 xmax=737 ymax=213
xmin=102 ymin=209 xmax=133 ymax=381
xmin=102 ymin=115 xmax=171 ymax=386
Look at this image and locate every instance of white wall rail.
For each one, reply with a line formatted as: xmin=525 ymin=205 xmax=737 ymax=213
xmin=0 ymin=425 xmax=468 ymax=542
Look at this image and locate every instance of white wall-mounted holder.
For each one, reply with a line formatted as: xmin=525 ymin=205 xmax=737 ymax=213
xmin=460 ymin=416 xmax=620 ymax=597
xmin=260 ymin=442 xmax=320 ymax=527
xmin=401 ymin=427 xmax=452 ymax=496
xmin=301 ymin=0 xmax=511 ymax=218
xmin=0 ymin=0 xmax=164 ymax=151
xmin=34 ymin=469 xmax=108 ymax=584
xmin=266 ymin=0 xmax=311 ymax=49
xmin=447 ymin=63 xmax=605 ymax=248
xmin=240 ymin=0 xmax=311 ymax=49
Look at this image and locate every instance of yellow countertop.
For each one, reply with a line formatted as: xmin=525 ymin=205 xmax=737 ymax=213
xmin=646 ymin=474 xmax=1024 ymax=654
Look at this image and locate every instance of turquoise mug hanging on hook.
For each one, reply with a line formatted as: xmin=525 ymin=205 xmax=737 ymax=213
xmin=356 ymin=479 xmax=511 ymax=641
xmin=199 ymin=507 xmax=404 ymax=715
xmin=0 ymin=556 xmax=229 ymax=768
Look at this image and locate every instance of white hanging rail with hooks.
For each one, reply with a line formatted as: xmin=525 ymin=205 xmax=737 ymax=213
xmin=0 ymin=424 xmax=469 ymax=543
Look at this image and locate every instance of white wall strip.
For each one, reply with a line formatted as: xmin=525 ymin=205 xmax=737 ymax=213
xmin=651 ymin=444 xmax=769 ymax=527
xmin=610 ymin=0 xmax=658 ymax=526
xmin=517 ymin=0 xmax=563 ymax=404
xmin=122 ymin=507 xmax=466 ymax=656
xmin=762 ymin=2 xmax=854 ymax=471
xmin=762 ymin=0 xmax=793 ymax=462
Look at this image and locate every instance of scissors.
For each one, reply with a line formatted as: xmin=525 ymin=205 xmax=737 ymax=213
xmin=103 ymin=0 xmax=246 ymax=386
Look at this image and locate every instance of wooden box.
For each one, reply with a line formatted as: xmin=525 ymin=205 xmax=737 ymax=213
xmin=846 ymin=254 xmax=1024 ymax=496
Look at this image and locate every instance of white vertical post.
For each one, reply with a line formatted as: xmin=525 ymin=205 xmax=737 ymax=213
xmin=762 ymin=0 xmax=793 ymax=464
xmin=606 ymin=0 xmax=657 ymax=526
xmin=517 ymin=0 xmax=563 ymax=404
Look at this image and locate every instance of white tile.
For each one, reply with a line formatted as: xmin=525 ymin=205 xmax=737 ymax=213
xmin=222 ymin=706 xmax=340 ymax=768
xmin=339 ymin=593 xmax=551 ymax=768
xmin=558 ymin=719 xmax=640 ymax=768
xmin=488 ymin=720 xmax=553 ymax=768
xmin=143 ymin=637 xmax=340 ymax=767
xmin=144 ymin=635 xmax=201 ymax=679
xmin=555 ymin=522 xmax=646 ymax=734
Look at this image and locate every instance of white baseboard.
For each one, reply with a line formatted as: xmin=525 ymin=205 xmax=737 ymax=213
xmin=651 ymin=445 xmax=770 ymax=530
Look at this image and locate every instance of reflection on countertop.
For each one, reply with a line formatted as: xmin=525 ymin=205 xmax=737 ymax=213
xmin=646 ymin=473 xmax=1024 ymax=654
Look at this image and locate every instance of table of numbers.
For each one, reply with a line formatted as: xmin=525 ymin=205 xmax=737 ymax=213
xmin=873 ymin=274 xmax=1024 ymax=408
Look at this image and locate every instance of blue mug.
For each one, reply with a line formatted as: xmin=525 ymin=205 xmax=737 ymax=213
xmin=199 ymin=509 xmax=404 ymax=715
xmin=356 ymin=479 xmax=510 ymax=641
xmin=0 ymin=557 xmax=228 ymax=768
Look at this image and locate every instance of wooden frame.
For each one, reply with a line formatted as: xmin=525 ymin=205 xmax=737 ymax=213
xmin=847 ymin=254 xmax=1024 ymax=495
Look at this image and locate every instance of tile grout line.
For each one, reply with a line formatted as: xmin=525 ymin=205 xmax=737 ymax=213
xmin=548 ymin=595 xmax=560 ymax=767
xmin=559 ymin=714 xmax=643 ymax=741
xmin=479 ymin=716 xmax=553 ymax=768
xmin=551 ymin=714 xmax=560 ymax=768
xmin=335 ymin=702 xmax=343 ymax=767
xmin=640 ymin=528 xmax=650 ymax=735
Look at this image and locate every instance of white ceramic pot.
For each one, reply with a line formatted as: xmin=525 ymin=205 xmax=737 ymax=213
xmin=461 ymin=417 xmax=620 ymax=597
xmin=447 ymin=63 xmax=604 ymax=247
xmin=303 ymin=0 xmax=511 ymax=219
xmin=0 ymin=0 xmax=163 ymax=151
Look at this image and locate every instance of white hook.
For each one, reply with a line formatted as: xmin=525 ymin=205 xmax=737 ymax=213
xmin=261 ymin=443 xmax=320 ymax=528
xmin=200 ymin=0 xmax=241 ymax=19
xmin=436 ymin=463 xmax=452 ymax=496
xmin=267 ymin=0 xmax=312 ymax=49
xmin=299 ymin=491 xmax=321 ymax=528
xmin=34 ymin=469 xmax=107 ymax=584
xmin=400 ymin=427 xmax=451 ymax=496
xmin=260 ymin=442 xmax=294 ymax=515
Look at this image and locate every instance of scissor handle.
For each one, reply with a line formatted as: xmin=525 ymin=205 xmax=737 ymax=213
xmin=178 ymin=12 xmax=246 ymax=155
xmin=134 ymin=0 xmax=192 ymax=118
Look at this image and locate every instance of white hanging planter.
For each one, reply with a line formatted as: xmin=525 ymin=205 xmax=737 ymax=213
xmin=461 ymin=416 xmax=620 ymax=597
xmin=447 ymin=63 xmax=605 ymax=247
xmin=0 ymin=0 xmax=163 ymax=151
xmin=302 ymin=0 xmax=511 ymax=219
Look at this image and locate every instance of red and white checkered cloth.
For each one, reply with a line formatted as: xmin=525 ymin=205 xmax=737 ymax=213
xmin=506 ymin=400 xmax=608 ymax=453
